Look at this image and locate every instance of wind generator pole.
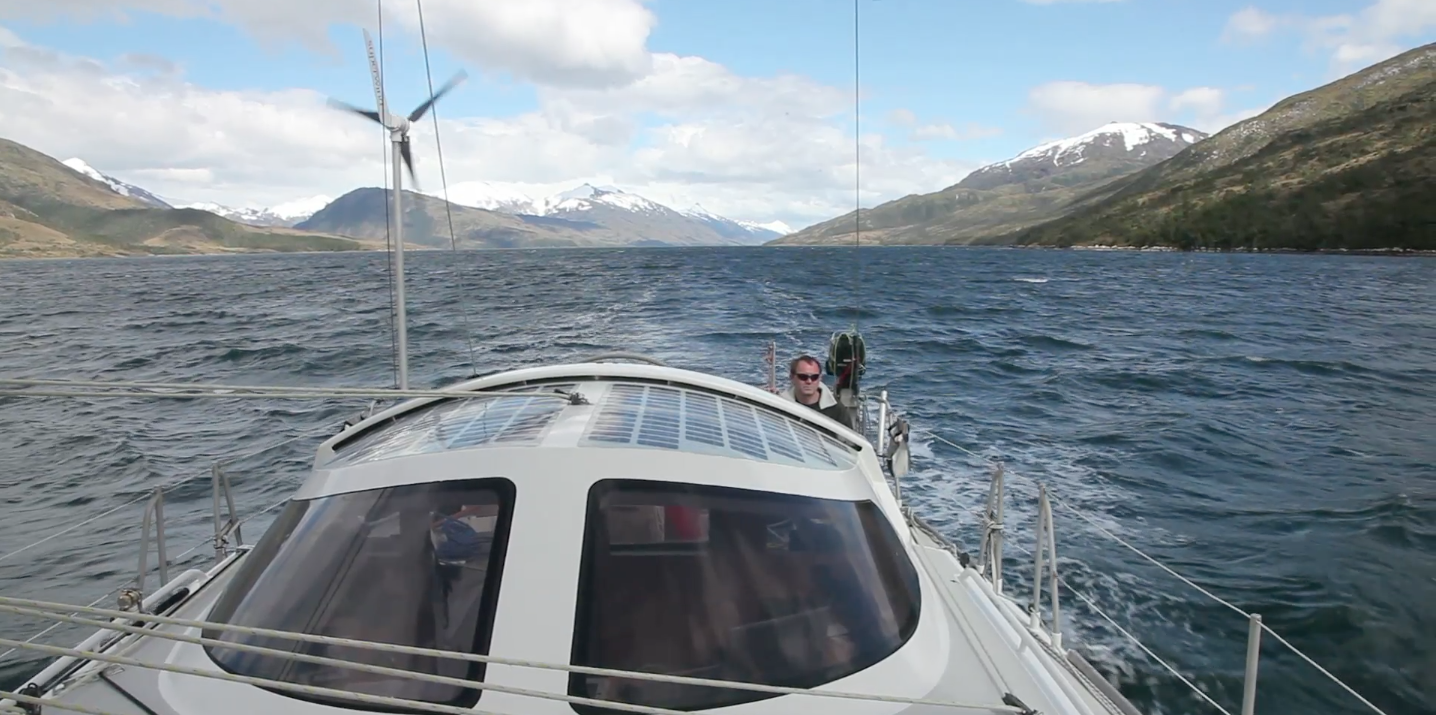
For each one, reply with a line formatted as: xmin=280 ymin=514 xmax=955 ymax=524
xmin=333 ymin=31 xmax=466 ymax=392
xmin=363 ymin=29 xmax=409 ymax=390
xmin=388 ymin=125 xmax=409 ymax=390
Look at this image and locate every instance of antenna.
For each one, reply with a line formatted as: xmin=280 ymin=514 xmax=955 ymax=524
xmin=327 ymin=32 xmax=468 ymax=391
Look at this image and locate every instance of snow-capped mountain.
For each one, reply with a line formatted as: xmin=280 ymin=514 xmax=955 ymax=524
xmin=174 ymin=196 xmax=332 ymax=228
xmin=437 ymin=182 xmax=789 ymax=245
xmin=440 ymin=181 xmax=538 ymax=215
xmin=960 ymin=121 xmax=1209 ymax=191
xmin=739 ymin=219 xmax=792 ymax=236
xmin=534 ymin=183 xmax=669 ymax=216
xmin=681 ymin=204 xmax=789 ymax=243
xmin=56 ymin=156 xmax=789 ymax=246
xmin=525 ymin=184 xmax=740 ymax=245
xmin=1005 ymin=122 xmax=1205 ymax=167
xmin=61 ymin=158 xmax=172 ymax=208
xmin=59 ymin=157 xmax=331 ymax=227
xmin=773 ymin=120 xmax=1209 ymax=246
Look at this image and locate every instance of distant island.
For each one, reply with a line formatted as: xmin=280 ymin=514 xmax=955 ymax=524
xmin=773 ymin=42 xmax=1435 ymax=253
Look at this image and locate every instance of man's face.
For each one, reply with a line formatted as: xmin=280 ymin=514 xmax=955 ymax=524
xmin=790 ymin=360 xmax=822 ymax=399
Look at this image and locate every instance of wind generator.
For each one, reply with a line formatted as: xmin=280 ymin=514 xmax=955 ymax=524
xmin=327 ymin=29 xmax=467 ymax=390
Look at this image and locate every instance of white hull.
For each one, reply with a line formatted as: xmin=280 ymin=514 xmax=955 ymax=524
xmin=2 ymin=361 xmax=1143 ymax=715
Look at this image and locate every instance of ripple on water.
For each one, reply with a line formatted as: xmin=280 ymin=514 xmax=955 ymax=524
xmin=0 ymin=248 xmax=1433 ymax=715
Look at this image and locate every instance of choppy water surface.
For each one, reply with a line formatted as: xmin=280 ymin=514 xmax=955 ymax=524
xmin=1 ymin=247 xmax=1432 ymax=715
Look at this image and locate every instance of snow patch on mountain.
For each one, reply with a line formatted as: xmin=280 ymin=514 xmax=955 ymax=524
xmin=999 ymin=122 xmax=1208 ymax=168
xmin=740 ymin=219 xmax=792 ymax=235
xmin=439 ymin=181 xmax=537 ymax=214
xmin=61 ymin=158 xmax=172 ymax=208
xmin=680 ymin=203 xmax=727 ymax=222
xmin=174 ymin=196 xmax=331 ymax=227
xmin=681 ymin=204 xmax=789 ymax=242
xmin=537 ymin=183 xmax=667 ymax=215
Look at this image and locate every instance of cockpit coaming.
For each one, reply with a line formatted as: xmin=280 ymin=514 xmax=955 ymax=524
xmin=199 ymin=366 xmax=949 ymax=713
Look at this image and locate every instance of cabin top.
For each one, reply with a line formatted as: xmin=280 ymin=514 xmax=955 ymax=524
xmin=322 ymin=377 xmax=861 ymax=471
xmin=177 ymin=363 xmax=941 ymax=715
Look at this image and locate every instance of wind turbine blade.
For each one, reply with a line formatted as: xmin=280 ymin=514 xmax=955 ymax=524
xmin=399 ymin=137 xmax=417 ymax=189
xmin=326 ymin=98 xmax=383 ymax=124
xmin=362 ymin=28 xmax=387 ymax=120
xmin=408 ymin=69 xmax=468 ymax=122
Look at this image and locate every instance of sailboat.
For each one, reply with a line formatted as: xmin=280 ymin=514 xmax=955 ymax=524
xmin=0 ymin=4 xmax=1393 ymax=715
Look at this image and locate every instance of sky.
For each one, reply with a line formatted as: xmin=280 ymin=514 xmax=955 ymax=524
xmin=1 ymin=0 xmax=1433 ymax=231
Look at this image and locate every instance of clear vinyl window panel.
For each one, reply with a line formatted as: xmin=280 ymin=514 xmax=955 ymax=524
xmin=569 ymin=480 xmax=922 ymax=713
xmin=582 ymin=383 xmax=858 ymax=470
xmin=325 ymin=384 xmax=577 ymax=467
xmin=202 ymin=478 xmax=514 ymax=710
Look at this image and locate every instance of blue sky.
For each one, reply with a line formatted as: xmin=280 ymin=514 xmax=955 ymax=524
xmin=1 ymin=0 xmax=1433 ymax=229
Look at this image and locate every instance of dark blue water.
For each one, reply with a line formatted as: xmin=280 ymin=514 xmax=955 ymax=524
xmin=1 ymin=247 xmax=1432 ymax=715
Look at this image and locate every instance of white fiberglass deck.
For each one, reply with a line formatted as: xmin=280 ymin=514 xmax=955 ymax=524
xmin=5 ymin=365 xmax=1136 ymax=715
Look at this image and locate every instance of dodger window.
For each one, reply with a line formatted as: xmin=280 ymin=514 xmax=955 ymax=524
xmin=569 ymin=480 xmax=921 ymax=712
xmin=203 ymin=478 xmax=514 ymax=709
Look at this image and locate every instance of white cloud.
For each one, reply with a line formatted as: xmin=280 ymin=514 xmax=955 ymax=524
xmin=1024 ymin=81 xmax=1168 ymax=135
xmin=909 ymin=122 xmax=1003 ymax=142
xmin=884 ymin=110 xmax=1000 ymax=142
xmin=911 ymin=123 xmax=959 ymax=141
xmin=1168 ymin=87 xmax=1225 ymax=117
xmin=1221 ymin=0 xmax=1436 ymax=76
xmin=1221 ymin=7 xmax=1285 ymax=42
xmin=0 ymin=29 xmax=971 ymax=230
xmin=886 ymin=108 xmax=917 ymax=126
xmin=0 ymin=45 xmax=380 ymax=197
xmin=1024 ymin=80 xmax=1270 ymax=136
xmin=0 ymin=0 xmax=657 ymax=88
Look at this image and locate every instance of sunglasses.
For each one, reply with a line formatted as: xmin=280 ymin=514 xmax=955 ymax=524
xmin=792 ymin=373 xmax=821 ymax=382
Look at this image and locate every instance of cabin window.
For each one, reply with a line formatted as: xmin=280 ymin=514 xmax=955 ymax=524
xmin=202 ymin=478 xmax=514 ymax=710
xmin=568 ymin=480 xmax=921 ymax=713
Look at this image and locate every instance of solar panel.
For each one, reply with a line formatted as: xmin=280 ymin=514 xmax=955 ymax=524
xmin=438 ymin=392 xmax=568 ymax=448
xmin=327 ymin=383 xmax=574 ymax=467
xmin=323 ymin=380 xmax=860 ymax=471
xmin=579 ymin=382 xmax=857 ymax=470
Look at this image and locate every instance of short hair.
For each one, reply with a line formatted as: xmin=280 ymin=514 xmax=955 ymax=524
xmin=789 ymin=354 xmax=821 ymax=375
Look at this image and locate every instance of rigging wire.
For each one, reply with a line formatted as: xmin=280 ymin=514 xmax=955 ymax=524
xmin=377 ymin=0 xmax=399 ymax=389
xmin=414 ymin=0 xmax=481 ymax=379
xmin=852 ymin=0 xmax=862 ymax=334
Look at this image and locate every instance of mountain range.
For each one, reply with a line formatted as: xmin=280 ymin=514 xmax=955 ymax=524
xmin=177 ymin=196 xmax=335 ymax=228
xmin=0 ymin=140 xmax=372 ymax=258
xmin=290 ymin=183 xmax=788 ymax=249
xmin=6 ymin=42 xmax=1430 ymax=259
xmin=770 ymin=121 xmax=1210 ymax=246
xmin=774 ymin=42 xmax=1435 ymax=251
xmin=1007 ymin=42 xmax=1436 ymax=251
xmin=13 ymin=158 xmax=788 ymax=255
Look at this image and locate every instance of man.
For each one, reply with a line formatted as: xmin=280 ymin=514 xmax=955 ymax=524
xmin=780 ymin=354 xmax=854 ymax=428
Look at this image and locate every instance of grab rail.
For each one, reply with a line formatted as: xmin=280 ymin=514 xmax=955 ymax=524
xmin=978 ymin=461 xmax=1007 ymax=594
xmin=929 ymin=433 xmax=1392 ymax=715
xmin=1029 ymin=484 xmax=1061 ymax=651
xmin=134 ymin=489 xmax=168 ymax=596
xmin=211 ymin=463 xmax=243 ymax=561
xmin=0 ymin=432 xmax=305 ymax=639
xmin=0 ymin=596 xmax=1030 ymax=715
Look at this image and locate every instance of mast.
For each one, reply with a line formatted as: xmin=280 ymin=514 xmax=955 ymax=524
xmin=364 ymin=28 xmax=409 ymax=391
